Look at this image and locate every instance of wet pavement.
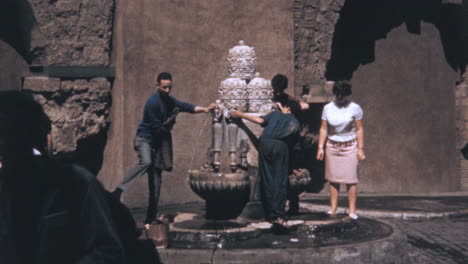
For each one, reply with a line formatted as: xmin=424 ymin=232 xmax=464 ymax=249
xmin=387 ymin=215 xmax=468 ymax=264
xmin=300 ymin=193 xmax=468 ymax=264
xmin=131 ymin=193 xmax=468 ymax=263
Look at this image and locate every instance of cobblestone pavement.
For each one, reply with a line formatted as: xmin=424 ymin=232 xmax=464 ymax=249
xmin=387 ymin=215 xmax=468 ymax=264
xmin=300 ymin=195 xmax=468 ymax=263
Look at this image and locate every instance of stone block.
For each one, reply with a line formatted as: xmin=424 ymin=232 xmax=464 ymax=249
xmin=320 ymin=0 xmax=334 ymax=12
xmin=23 ymin=76 xmax=60 ymax=92
xmin=55 ymin=0 xmax=81 ymax=13
xmin=90 ymin=78 xmax=111 ymax=90
xmin=61 ymin=79 xmax=89 ymax=92
xmin=455 ymin=84 xmax=467 ymax=97
xmin=83 ymin=46 xmax=107 ymax=65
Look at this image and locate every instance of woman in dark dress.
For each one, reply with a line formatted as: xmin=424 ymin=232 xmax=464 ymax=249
xmin=230 ymin=102 xmax=301 ymax=228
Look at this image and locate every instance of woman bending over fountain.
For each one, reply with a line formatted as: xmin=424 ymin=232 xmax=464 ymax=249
xmin=316 ymin=81 xmax=365 ymax=220
xmin=230 ymin=101 xmax=301 ymax=229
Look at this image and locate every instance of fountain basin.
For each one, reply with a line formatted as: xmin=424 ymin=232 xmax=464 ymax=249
xmin=188 ymin=169 xmax=250 ymax=219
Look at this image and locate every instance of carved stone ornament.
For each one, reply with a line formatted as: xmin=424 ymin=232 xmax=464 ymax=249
xmin=188 ymin=171 xmax=250 ymax=201
xmin=246 ymin=72 xmax=274 ymax=113
xmin=218 ymin=73 xmax=248 ymax=111
xmin=227 ymin=40 xmax=257 ymax=81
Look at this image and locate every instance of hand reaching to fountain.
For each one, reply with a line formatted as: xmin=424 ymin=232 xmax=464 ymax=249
xmin=195 ymin=103 xmax=217 ymax=113
xmin=205 ymin=103 xmax=217 ymax=113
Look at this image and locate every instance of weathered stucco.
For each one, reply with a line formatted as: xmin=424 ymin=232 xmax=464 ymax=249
xmin=350 ymin=23 xmax=458 ymax=192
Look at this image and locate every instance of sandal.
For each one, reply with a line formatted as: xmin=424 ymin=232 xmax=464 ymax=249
xmin=349 ymin=213 xmax=359 ymax=220
xmin=326 ymin=210 xmax=337 ymax=217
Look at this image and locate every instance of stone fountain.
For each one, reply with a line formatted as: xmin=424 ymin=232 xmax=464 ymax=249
xmin=187 ymin=40 xmax=275 ymax=220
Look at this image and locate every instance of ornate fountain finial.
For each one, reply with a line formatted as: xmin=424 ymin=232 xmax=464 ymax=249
xmin=218 ymin=72 xmax=248 ymax=112
xmin=246 ymin=72 xmax=274 ymax=113
xmin=227 ymin=40 xmax=257 ymax=81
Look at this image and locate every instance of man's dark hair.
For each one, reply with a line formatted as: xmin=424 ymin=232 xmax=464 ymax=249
xmin=156 ymin=72 xmax=172 ymax=84
xmin=0 ymin=91 xmax=51 ymax=153
xmin=271 ymin=74 xmax=288 ymax=93
xmin=332 ymin=81 xmax=352 ymax=97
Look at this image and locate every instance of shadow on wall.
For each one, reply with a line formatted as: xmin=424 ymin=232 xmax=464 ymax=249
xmin=0 ymin=0 xmax=43 ymax=63
xmin=326 ymin=0 xmax=464 ymax=80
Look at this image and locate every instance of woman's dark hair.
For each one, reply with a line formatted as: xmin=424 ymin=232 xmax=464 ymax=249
xmin=332 ymin=80 xmax=352 ymax=97
xmin=271 ymin=74 xmax=288 ymax=93
xmin=284 ymin=100 xmax=302 ymax=120
xmin=156 ymin=72 xmax=172 ymax=84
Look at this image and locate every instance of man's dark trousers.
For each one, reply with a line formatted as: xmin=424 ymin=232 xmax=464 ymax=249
xmin=118 ymin=136 xmax=162 ymax=223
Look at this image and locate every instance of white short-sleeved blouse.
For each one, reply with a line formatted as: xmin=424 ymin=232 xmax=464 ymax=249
xmin=321 ymin=101 xmax=363 ymax=142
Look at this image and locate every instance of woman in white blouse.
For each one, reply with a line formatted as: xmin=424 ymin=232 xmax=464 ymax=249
xmin=316 ymin=81 xmax=365 ymax=219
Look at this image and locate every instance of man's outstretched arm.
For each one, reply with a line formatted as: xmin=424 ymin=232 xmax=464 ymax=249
xmin=194 ymin=103 xmax=217 ymax=113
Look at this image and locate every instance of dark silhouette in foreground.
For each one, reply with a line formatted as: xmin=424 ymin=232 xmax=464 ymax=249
xmin=0 ymin=91 xmax=160 ymax=264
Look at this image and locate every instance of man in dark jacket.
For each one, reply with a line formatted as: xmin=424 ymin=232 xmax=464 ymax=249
xmin=0 ymin=91 xmax=125 ymax=264
xmin=112 ymin=72 xmax=215 ymax=224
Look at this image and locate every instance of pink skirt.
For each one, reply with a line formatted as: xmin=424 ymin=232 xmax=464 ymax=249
xmin=325 ymin=140 xmax=359 ymax=184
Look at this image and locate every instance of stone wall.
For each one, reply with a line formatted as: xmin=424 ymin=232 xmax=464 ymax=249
xmin=23 ymin=77 xmax=111 ymax=154
xmin=19 ymin=0 xmax=115 ymax=161
xmin=293 ymin=0 xmax=345 ymax=96
xmin=456 ymin=69 xmax=468 ymax=190
xmin=27 ymin=0 xmax=114 ymax=65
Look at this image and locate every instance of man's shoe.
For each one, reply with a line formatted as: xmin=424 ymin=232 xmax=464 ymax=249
xmin=287 ymin=208 xmax=300 ymax=217
xmin=144 ymin=219 xmax=163 ymax=225
xmin=271 ymin=218 xmax=290 ymax=235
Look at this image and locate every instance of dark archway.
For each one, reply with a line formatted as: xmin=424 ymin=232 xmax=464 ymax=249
xmin=0 ymin=0 xmax=38 ymax=91
xmin=326 ymin=0 xmax=463 ymax=80
xmin=0 ymin=0 xmax=42 ymax=63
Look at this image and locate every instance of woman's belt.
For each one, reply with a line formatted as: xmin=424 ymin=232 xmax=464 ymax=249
xmin=327 ymin=138 xmax=356 ymax=147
